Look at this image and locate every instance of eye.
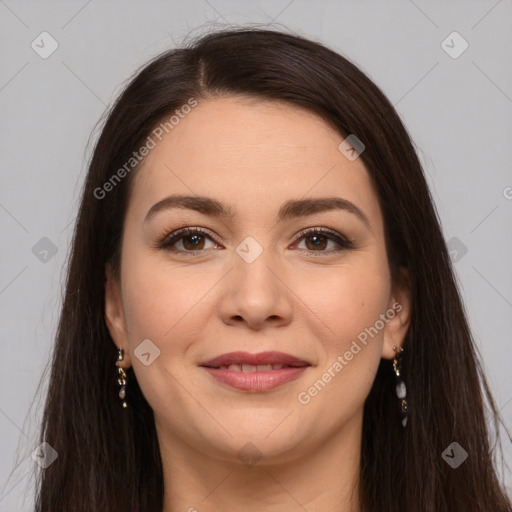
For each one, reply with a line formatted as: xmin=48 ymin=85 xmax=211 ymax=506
xmin=157 ymin=227 xmax=220 ymax=253
xmin=292 ymin=227 xmax=354 ymax=254
xmin=156 ymin=226 xmax=354 ymax=255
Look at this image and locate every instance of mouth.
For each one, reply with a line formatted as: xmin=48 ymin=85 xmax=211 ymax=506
xmin=199 ymin=350 xmax=311 ymax=368
xmin=199 ymin=351 xmax=311 ymax=392
xmin=210 ymin=363 xmax=305 ymax=372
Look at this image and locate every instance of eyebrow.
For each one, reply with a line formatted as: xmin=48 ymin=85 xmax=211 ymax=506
xmin=144 ymin=194 xmax=372 ymax=232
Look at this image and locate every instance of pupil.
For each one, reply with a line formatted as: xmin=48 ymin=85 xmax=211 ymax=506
xmin=307 ymin=235 xmax=326 ymax=250
xmin=184 ymin=235 xmax=203 ymax=250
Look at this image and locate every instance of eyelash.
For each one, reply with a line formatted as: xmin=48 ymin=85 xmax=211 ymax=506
xmin=155 ymin=226 xmax=355 ymax=255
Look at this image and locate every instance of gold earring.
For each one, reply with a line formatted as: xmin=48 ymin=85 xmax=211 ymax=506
xmin=392 ymin=345 xmax=408 ymax=427
xmin=116 ymin=349 xmax=127 ymax=408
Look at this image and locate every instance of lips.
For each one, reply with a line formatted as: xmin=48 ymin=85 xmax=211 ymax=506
xmin=199 ymin=351 xmax=311 ymax=392
xmin=199 ymin=351 xmax=310 ymax=369
xmin=215 ymin=363 xmax=290 ymax=372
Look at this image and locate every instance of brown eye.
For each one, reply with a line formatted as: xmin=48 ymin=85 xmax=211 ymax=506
xmin=158 ymin=227 xmax=219 ymax=253
xmin=304 ymin=234 xmax=329 ymax=251
xmin=181 ymin=233 xmax=206 ymax=251
xmin=157 ymin=227 xmax=354 ymax=256
xmin=294 ymin=228 xmax=354 ymax=253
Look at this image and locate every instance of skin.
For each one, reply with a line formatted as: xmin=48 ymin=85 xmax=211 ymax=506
xmin=105 ymin=96 xmax=411 ymax=512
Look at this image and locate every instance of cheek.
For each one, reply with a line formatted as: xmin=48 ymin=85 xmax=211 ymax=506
xmin=121 ymin=254 xmax=219 ymax=355
xmin=292 ymin=259 xmax=391 ymax=349
xmin=288 ymin=261 xmax=390 ymax=427
xmin=119 ymin=256 xmax=214 ymax=413
xmin=300 ymin=275 xmax=387 ymax=399
xmin=291 ymin=255 xmax=391 ymax=399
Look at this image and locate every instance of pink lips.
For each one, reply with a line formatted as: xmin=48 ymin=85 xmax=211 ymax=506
xmin=199 ymin=351 xmax=310 ymax=392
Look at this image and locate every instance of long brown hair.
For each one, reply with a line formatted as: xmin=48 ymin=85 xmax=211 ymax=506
xmin=34 ymin=27 xmax=511 ymax=511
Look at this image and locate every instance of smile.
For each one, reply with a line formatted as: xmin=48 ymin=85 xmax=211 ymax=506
xmin=216 ymin=363 xmax=296 ymax=372
xmin=199 ymin=351 xmax=311 ymax=392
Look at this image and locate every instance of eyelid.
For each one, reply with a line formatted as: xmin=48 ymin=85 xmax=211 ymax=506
xmin=155 ymin=226 xmax=221 ymax=251
xmin=155 ymin=226 xmax=355 ymax=254
xmin=293 ymin=226 xmax=353 ymax=245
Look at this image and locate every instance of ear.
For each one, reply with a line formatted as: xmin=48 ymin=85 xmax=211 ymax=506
xmin=381 ymin=267 xmax=412 ymax=360
xmin=104 ymin=263 xmax=132 ymax=369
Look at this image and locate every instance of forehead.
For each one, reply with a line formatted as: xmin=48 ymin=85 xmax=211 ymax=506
xmin=145 ymin=96 xmax=344 ymax=167
xmin=128 ymin=96 xmax=382 ymax=229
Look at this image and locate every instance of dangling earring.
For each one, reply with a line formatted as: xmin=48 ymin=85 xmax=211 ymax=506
xmin=392 ymin=345 xmax=408 ymax=427
xmin=116 ymin=348 xmax=127 ymax=408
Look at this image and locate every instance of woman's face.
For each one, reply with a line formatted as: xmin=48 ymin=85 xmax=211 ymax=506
xmin=105 ymin=96 xmax=410 ymax=464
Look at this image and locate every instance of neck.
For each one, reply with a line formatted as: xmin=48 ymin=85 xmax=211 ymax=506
xmin=159 ymin=412 xmax=362 ymax=512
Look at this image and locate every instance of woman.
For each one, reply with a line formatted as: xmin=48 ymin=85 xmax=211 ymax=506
xmin=34 ymin=27 xmax=511 ymax=511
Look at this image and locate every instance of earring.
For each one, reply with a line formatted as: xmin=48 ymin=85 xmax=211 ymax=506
xmin=392 ymin=345 xmax=408 ymax=427
xmin=116 ymin=349 xmax=127 ymax=408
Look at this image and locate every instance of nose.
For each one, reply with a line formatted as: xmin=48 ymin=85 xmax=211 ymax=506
xmin=217 ymin=247 xmax=294 ymax=331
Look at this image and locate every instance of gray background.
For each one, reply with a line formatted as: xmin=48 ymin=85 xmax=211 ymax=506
xmin=1 ymin=0 xmax=511 ymax=509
